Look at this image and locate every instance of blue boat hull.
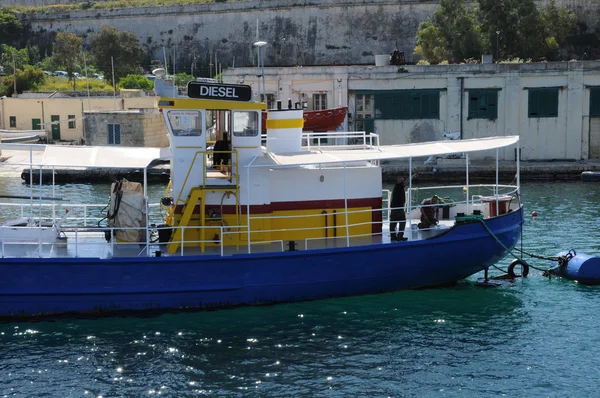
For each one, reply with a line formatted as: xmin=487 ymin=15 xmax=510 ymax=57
xmin=0 ymin=207 xmax=523 ymax=317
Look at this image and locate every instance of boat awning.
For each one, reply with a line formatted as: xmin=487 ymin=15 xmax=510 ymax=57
xmin=40 ymin=145 xmax=170 ymax=168
xmin=255 ymin=136 xmax=519 ymax=168
xmin=36 ymin=145 xmax=170 ymax=168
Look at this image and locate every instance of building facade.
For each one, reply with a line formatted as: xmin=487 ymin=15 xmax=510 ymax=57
xmin=83 ymin=109 xmax=169 ymax=147
xmin=224 ymin=61 xmax=600 ymax=161
xmin=0 ymin=96 xmax=156 ymax=142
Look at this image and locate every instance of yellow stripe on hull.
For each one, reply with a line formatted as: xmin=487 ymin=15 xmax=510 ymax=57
xmin=266 ymin=118 xmax=305 ymax=129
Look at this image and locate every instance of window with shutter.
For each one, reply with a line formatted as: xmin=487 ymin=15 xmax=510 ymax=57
xmin=528 ymin=88 xmax=559 ymax=118
xmin=468 ymin=90 xmax=498 ymax=119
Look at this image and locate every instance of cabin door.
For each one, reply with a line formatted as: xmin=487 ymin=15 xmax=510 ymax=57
xmin=590 ymin=118 xmax=600 ymax=159
xmin=51 ymin=115 xmax=61 ymax=140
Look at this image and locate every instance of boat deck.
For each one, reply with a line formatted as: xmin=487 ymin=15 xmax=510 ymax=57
xmin=0 ymin=221 xmax=455 ymax=259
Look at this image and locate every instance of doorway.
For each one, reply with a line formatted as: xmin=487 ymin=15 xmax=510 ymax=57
xmin=590 ymin=118 xmax=600 ymax=159
xmin=51 ymin=115 xmax=61 ymax=140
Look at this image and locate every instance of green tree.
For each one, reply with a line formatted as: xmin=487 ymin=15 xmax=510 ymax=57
xmin=0 ymin=9 xmax=22 ymax=46
xmin=538 ymin=0 xmax=577 ymax=60
xmin=415 ymin=0 xmax=485 ymax=63
xmin=0 ymin=44 xmax=29 ymax=74
xmin=26 ymin=44 xmax=41 ymax=66
xmin=0 ymin=65 xmax=45 ymax=97
xmin=174 ymin=72 xmax=194 ymax=87
xmin=414 ymin=20 xmax=447 ymax=64
xmin=118 ymin=74 xmax=153 ymax=90
xmin=433 ymin=0 xmax=485 ymax=61
xmin=39 ymin=55 xmax=60 ymax=73
xmin=52 ymin=32 xmax=83 ymax=90
xmin=89 ymin=26 xmax=145 ymax=83
xmin=478 ymin=0 xmax=544 ymax=60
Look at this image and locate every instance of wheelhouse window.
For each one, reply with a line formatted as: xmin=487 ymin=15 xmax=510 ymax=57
xmin=468 ymin=90 xmax=498 ymax=119
xmin=108 ymin=124 xmax=121 ymax=145
xmin=233 ymin=111 xmax=259 ymax=137
xmin=168 ymin=110 xmax=202 ymax=136
xmin=9 ymin=116 xmax=16 ymax=128
xmin=68 ymin=115 xmax=76 ymax=129
xmin=528 ymin=88 xmax=559 ymax=118
xmin=313 ymin=93 xmax=327 ymax=110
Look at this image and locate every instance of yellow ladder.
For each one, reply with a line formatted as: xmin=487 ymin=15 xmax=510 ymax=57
xmin=167 ymin=186 xmax=241 ymax=254
xmin=167 ymin=187 xmax=205 ymax=253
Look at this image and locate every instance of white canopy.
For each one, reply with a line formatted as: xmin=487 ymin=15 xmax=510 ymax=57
xmin=40 ymin=145 xmax=169 ymax=168
xmin=0 ymin=143 xmax=169 ymax=168
xmin=258 ymin=136 xmax=519 ymax=168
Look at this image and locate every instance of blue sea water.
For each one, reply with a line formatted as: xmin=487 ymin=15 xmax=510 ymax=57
xmin=1 ymin=180 xmax=600 ymax=397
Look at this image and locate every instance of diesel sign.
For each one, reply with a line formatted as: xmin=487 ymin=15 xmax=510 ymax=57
xmin=188 ymin=82 xmax=252 ymax=102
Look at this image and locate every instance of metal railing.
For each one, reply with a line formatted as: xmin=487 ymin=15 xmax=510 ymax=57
xmin=0 ymin=183 xmax=519 ymax=258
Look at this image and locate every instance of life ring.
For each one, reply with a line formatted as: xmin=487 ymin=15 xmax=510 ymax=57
xmin=508 ymin=259 xmax=530 ymax=278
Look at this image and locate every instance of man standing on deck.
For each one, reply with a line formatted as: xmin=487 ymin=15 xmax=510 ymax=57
xmin=390 ymin=175 xmax=408 ymax=241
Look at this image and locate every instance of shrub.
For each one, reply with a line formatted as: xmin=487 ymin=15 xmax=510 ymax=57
xmin=118 ymin=74 xmax=153 ymax=90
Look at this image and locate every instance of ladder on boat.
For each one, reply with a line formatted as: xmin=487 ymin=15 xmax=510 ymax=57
xmin=167 ymin=157 xmax=241 ymax=254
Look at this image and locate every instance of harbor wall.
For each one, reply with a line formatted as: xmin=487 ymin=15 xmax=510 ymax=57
xmin=15 ymin=0 xmax=599 ymax=68
xmin=223 ymin=61 xmax=600 ymax=161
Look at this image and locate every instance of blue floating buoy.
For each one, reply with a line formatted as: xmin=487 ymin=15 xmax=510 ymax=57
xmin=549 ymin=250 xmax=600 ymax=285
xmin=581 ymin=171 xmax=600 ymax=182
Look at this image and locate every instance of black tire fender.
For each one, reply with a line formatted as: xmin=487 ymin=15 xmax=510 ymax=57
xmin=508 ymin=259 xmax=529 ymax=278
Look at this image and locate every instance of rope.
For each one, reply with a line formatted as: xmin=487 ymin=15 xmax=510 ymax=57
xmin=476 ymin=217 xmax=573 ymax=274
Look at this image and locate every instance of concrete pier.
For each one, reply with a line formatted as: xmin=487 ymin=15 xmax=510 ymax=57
xmin=20 ymin=167 xmax=170 ymax=184
xmin=381 ymin=159 xmax=600 ymax=183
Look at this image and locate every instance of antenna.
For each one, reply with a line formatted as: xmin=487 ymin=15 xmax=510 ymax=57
xmin=254 ymin=40 xmax=267 ymax=103
xmin=83 ymin=51 xmax=91 ymax=111
xmin=111 ymin=56 xmax=116 ymax=109
xmin=162 ymin=46 xmax=169 ymax=77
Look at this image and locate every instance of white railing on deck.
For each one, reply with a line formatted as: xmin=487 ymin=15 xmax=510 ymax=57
xmin=260 ymin=131 xmax=380 ymax=151
xmin=0 ymin=184 xmax=519 ymax=259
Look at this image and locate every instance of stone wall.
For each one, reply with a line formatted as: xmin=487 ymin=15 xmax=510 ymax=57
xmin=84 ymin=109 xmax=167 ymax=147
xmin=14 ymin=0 xmax=600 ymax=67
xmin=142 ymin=111 xmax=169 ymax=147
xmin=2 ymin=0 xmax=83 ymax=6
xmin=21 ymin=0 xmax=439 ymax=67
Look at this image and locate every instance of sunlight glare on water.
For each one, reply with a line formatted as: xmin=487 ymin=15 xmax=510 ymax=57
xmin=0 ymin=179 xmax=599 ymax=397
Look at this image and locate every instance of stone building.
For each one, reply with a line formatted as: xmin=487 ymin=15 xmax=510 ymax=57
xmin=0 ymin=95 xmax=156 ymax=142
xmin=83 ymin=109 xmax=168 ymax=147
xmin=223 ymin=60 xmax=600 ymax=161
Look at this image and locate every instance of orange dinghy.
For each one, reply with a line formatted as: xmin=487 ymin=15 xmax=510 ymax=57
xmin=262 ymin=106 xmax=348 ymax=132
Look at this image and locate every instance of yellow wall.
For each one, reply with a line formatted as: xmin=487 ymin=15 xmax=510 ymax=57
xmin=0 ymin=96 xmax=155 ymax=142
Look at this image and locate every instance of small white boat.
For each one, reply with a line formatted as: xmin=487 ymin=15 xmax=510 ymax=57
xmin=0 ymin=130 xmax=45 ymax=144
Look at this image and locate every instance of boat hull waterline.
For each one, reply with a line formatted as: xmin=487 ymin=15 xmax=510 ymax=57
xmin=0 ymin=207 xmax=522 ymax=318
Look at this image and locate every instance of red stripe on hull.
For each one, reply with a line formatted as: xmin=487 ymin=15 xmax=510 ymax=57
xmin=174 ymin=197 xmax=383 ymax=234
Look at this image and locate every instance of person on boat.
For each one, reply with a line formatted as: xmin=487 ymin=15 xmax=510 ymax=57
xmin=390 ymin=175 xmax=408 ymax=241
xmin=418 ymin=195 xmax=439 ymax=229
xmin=213 ymin=132 xmax=231 ymax=173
